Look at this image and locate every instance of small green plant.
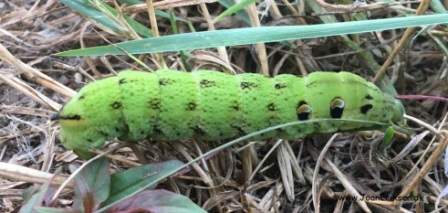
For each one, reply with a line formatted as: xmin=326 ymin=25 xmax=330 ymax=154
xmin=20 ymin=158 xmax=206 ymax=213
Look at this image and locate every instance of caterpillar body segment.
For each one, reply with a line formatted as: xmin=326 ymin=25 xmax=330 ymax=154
xmin=53 ymin=69 xmax=405 ymax=158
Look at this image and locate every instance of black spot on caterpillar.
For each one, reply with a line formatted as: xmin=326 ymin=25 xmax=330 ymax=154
xmin=110 ymin=101 xmax=122 ymax=109
xmin=360 ymin=104 xmax=373 ymax=114
xmin=52 ymin=69 xmax=404 ymax=159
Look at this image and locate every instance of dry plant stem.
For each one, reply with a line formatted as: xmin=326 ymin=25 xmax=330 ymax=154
xmin=191 ymin=51 xmax=235 ymax=72
xmin=246 ymin=3 xmax=269 ymax=76
xmin=145 ymin=0 xmax=159 ymax=36
xmin=277 ymin=142 xmax=294 ymax=201
xmin=0 ymin=75 xmax=62 ymax=111
xmin=124 ymin=0 xmax=219 ymax=12
xmin=294 ymin=53 xmax=310 ymax=76
xmin=0 ymin=43 xmax=76 ymax=98
xmin=398 ymin=114 xmax=447 ymax=182
xmin=265 ymin=183 xmax=284 ymax=211
xmin=394 ymin=114 xmax=448 ymax=205
xmin=273 ymin=54 xmax=290 ymax=76
xmin=404 ymin=114 xmax=440 ymax=136
xmin=283 ymin=140 xmax=306 ymax=183
xmin=312 ymin=134 xmax=372 ymax=213
xmin=312 ymin=0 xmax=389 ymax=12
xmin=247 ymin=140 xmax=282 ymax=181
xmin=327 ymin=157 xmax=373 ymax=212
xmin=367 ymin=199 xmax=417 ymax=212
xmin=94 ymin=29 xmax=153 ymax=72
xmin=92 ymin=143 xmax=141 ymax=166
xmin=268 ymin=1 xmax=282 ymax=20
xmin=241 ymin=146 xmax=253 ymax=182
xmin=396 ymin=95 xmax=448 ymax=103
xmin=147 ymin=0 xmax=161 ymax=35
xmin=191 ymin=149 xmax=233 ymax=189
xmin=372 ymin=0 xmax=431 ymax=83
xmin=388 ymin=131 xmax=429 ymax=165
xmin=112 ymin=1 xmax=148 ymax=69
xmin=128 ymin=143 xmax=148 ymax=164
xmin=199 ymin=4 xmax=231 ymax=67
xmin=172 ymin=142 xmax=223 ymax=211
xmin=429 ymin=194 xmax=448 ymax=206
xmin=53 ymin=62 xmax=96 ymax=82
xmin=40 ymin=129 xmax=56 ymax=173
xmin=202 ymin=191 xmax=240 ymax=211
xmin=100 ymin=56 xmax=119 ymax=74
xmin=146 ymin=0 xmax=164 ymax=66
xmin=113 ymin=1 xmax=143 ymax=39
xmin=281 ymin=0 xmax=298 ymax=14
xmin=80 ymin=23 xmax=102 ymax=79
xmin=393 ymin=131 xmax=448 ymax=206
xmin=312 ymin=134 xmax=337 ymax=212
xmin=0 ymin=162 xmax=74 ymax=189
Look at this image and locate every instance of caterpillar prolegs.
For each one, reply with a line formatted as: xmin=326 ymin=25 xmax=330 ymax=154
xmin=52 ymin=70 xmax=404 ymax=158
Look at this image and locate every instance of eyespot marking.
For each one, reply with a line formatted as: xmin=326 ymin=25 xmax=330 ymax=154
xmin=330 ymin=98 xmax=344 ymax=118
xmin=360 ymin=104 xmax=373 ymax=114
xmin=78 ymin=95 xmax=85 ymax=101
xmin=297 ymin=101 xmax=312 ymax=121
xmin=365 ymin=94 xmax=373 ymax=100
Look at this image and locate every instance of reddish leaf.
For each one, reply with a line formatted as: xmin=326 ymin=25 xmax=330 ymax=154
xmin=107 ymin=189 xmax=206 ymax=213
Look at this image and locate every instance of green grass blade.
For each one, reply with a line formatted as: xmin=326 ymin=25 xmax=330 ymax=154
xmin=214 ymin=0 xmax=257 ymax=23
xmin=60 ymin=0 xmax=126 ymax=32
xmin=56 ymin=14 xmax=448 ymax=57
xmin=219 ymin=0 xmax=251 ymax=25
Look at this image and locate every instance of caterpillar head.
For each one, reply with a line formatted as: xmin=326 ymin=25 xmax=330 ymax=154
xmin=52 ymin=77 xmax=126 ymax=159
xmin=371 ymin=84 xmax=404 ymax=126
xmin=392 ymin=99 xmax=405 ymax=123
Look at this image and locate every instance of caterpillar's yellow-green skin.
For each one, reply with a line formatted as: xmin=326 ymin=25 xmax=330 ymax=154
xmin=54 ymin=70 xmax=404 ymax=159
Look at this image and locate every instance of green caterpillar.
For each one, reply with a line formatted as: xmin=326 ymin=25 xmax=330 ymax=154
xmin=52 ymin=69 xmax=404 ymax=159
